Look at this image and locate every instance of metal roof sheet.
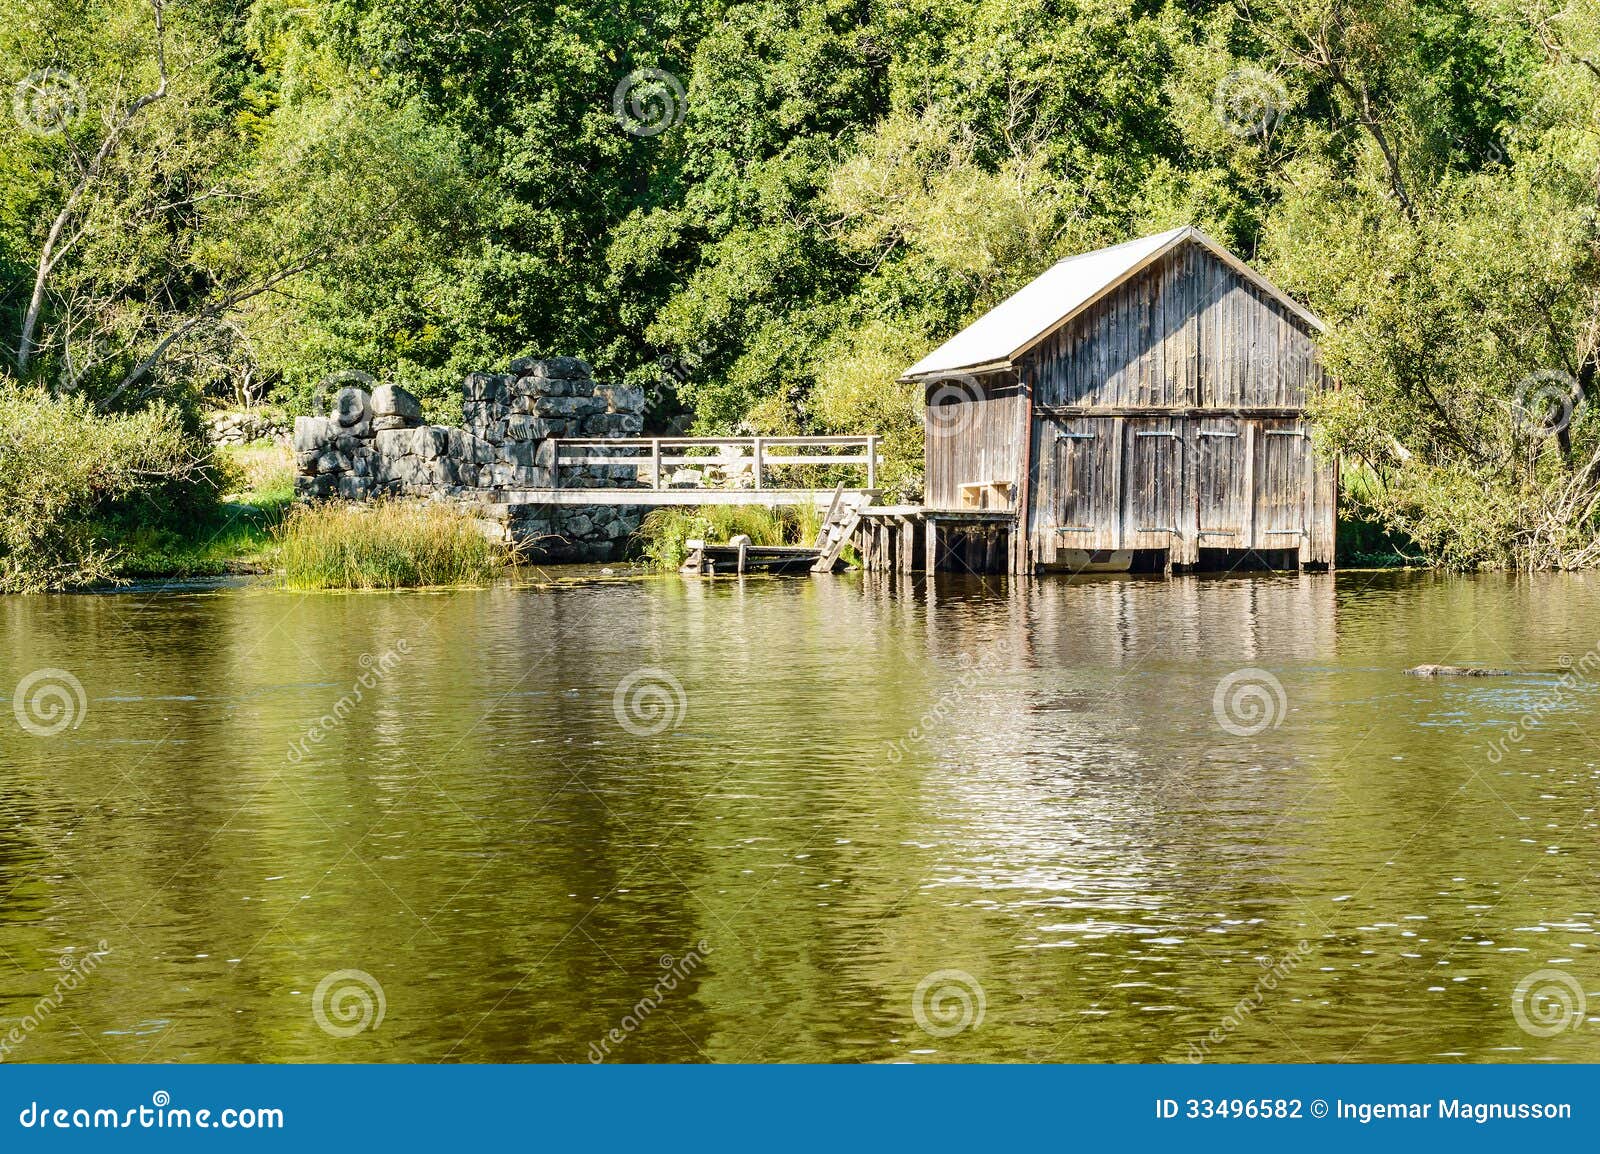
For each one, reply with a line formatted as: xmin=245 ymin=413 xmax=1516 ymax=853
xmin=901 ymin=226 xmax=1322 ymax=380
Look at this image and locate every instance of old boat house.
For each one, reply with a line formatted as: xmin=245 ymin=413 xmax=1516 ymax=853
xmin=897 ymin=226 xmax=1337 ymax=575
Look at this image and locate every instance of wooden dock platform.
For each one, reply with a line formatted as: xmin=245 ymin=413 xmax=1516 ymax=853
xmin=854 ymin=507 xmax=1018 ymax=575
xmin=679 ymin=540 xmax=824 ymax=576
xmin=676 ymin=505 xmax=1022 ymax=577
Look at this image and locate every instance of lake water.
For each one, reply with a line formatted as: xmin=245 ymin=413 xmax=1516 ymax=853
xmin=2 ymin=569 xmax=1598 ymax=1063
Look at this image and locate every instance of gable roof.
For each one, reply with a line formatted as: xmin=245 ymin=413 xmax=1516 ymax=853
xmin=900 ymin=226 xmax=1324 ymax=381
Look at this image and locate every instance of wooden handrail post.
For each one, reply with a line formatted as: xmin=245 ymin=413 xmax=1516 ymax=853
xmin=752 ymin=436 xmax=764 ymax=491
xmin=867 ymin=435 xmax=879 ymax=490
xmin=651 ymin=437 xmax=662 ymax=489
xmin=549 ymin=438 xmax=561 ymax=489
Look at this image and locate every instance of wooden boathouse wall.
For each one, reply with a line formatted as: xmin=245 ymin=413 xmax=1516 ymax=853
xmin=1021 ymin=242 xmax=1334 ymax=569
xmin=923 ymin=379 xmax=1030 ymax=513
xmin=916 ymin=236 xmax=1336 ymax=573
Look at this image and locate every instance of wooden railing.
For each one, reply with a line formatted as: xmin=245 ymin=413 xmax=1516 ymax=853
xmin=550 ymin=435 xmax=880 ymax=491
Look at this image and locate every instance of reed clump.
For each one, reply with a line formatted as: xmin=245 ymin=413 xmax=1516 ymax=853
xmin=276 ymin=501 xmax=509 ymax=589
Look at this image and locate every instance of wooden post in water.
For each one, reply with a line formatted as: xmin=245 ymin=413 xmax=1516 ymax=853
xmin=924 ymin=520 xmax=939 ymax=574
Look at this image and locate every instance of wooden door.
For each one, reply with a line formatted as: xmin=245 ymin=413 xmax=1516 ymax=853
xmin=1252 ymin=419 xmax=1307 ymax=550
xmin=1121 ymin=417 xmax=1181 ymax=551
xmin=1192 ymin=415 xmax=1248 ymax=550
xmin=1051 ymin=416 xmax=1118 ymax=551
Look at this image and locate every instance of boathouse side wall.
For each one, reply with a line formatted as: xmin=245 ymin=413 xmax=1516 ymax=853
xmin=922 ymin=374 xmax=1030 ymax=514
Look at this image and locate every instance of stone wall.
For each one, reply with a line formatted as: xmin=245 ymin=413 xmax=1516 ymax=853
xmin=206 ymin=408 xmax=291 ymax=446
xmin=292 ymin=358 xmax=649 ymax=562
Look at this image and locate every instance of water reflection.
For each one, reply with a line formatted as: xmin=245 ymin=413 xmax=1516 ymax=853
xmin=1 ymin=571 xmax=1597 ymax=1062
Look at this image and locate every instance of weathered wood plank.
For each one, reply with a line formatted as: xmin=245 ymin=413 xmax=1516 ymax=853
xmin=944 ymin=237 xmax=1332 ymax=573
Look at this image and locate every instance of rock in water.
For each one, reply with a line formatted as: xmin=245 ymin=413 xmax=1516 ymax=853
xmin=1405 ymin=664 xmax=1514 ymax=677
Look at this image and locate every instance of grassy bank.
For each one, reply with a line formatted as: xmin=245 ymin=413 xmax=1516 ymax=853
xmin=634 ymin=505 xmax=824 ymax=570
xmin=276 ymin=501 xmax=512 ymax=589
xmin=105 ymin=441 xmax=295 ymax=580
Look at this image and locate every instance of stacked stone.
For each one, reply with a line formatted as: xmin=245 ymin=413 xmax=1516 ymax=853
xmin=293 ymin=388 xmax=374 ymax=500
xmin=294 ymin=384 xmax=423 ymax=499
xmin=458 ymin=356 xmax=648 ymax=489
xmin=372 ymin=423 xmax=498 ymax=494
xmin=457 ymin=370 xmax=541 ymax=488
xmin=292 ymin=357 xmax=652 ymax=561
xmin=206 ymin=408 xmax=290 ymax=446
xmin=504 ymin=504 xmax=645 ymax=564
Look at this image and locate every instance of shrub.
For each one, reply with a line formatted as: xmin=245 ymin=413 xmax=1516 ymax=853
xmin=634 ymin=504 xmax=823 ymax=570
xmin=0 ymin=383 xmax=204 ymax=591
xmin=275 ymin=500 xmax=511 ymax=589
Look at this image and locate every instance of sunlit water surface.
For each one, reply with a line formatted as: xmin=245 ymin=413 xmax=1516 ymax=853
xmin=2 ymin=569 xmax=1599 ymax=1062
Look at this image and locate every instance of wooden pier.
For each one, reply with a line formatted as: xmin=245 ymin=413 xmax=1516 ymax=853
xmin=474 ymin=432 xmax=1025 ymax=576
xmin=852 ymin=508 xmax=1018 ymax=575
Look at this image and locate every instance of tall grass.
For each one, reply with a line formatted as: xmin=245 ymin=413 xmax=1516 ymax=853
xmin=635 ymin=504 xmax=824 ymax=570
xmin=276 ymin=501 xmax=510 ymax=589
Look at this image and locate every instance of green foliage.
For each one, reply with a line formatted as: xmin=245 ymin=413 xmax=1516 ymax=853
xmin=0 ymin=382 xmax=204 ymax=590
xmin=105 ymin=502 xmax=286 ymax=579
xmin=5 ymin=0 xmax=1600 ymax=571
xmin=274 ymin=500 xmax=510 ymax=588
xmin=102 ymin=440 xmax=294 ymax=578
xmin=1267 ymin=0 xmax=1600 ymax=567
xmin=634 ymin=503 xmax=821 ymax=570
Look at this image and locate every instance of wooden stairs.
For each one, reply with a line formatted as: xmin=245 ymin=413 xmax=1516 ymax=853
xmin=811 ymin=486 xmax=875 ymax=572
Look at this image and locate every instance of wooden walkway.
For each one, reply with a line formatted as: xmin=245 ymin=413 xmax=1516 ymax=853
xmin=482 ymin=434 xmax=1021 ymax=574
xmin=494 ymin=487 xmax=877 ymax=507
xmin=492 ymin=435 xmax=883 ymax=508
